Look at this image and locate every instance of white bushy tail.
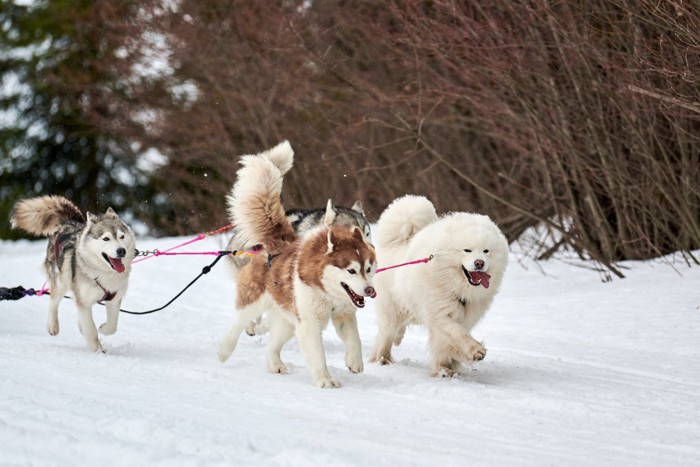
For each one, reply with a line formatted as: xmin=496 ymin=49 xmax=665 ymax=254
xmin=226 ymin=142 xmax=296 ymax=253
xmin=261 ymin=140 xmax=294 ymax=176
xmin=375 ymin=195 xmax=438 ymax=250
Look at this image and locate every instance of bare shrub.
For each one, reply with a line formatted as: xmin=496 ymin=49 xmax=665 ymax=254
xmin=134 ymin=0 xmax=699 ymax=275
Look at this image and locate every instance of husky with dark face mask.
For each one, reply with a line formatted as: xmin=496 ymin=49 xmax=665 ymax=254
xmin=11 ymin=195 xmax=136 ymax=352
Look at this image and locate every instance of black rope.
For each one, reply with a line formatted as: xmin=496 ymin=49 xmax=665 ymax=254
xmin=115 ymin=252 xmax=229 ymax=315
xmin=2 ymin=252 xmax=231 ymax=314
xmin=0 ymin=286 xmax=43 ymax=301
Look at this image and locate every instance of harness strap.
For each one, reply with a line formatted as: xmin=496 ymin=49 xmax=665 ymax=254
xmin=54 ymin=237 xmax=59 ymax=264
xmin=94 ymin=278 xmax=116 ymax=303
xmin=53 ymin=232 xmax=72 ymax=265
xmin=267 ymin=253 xmax=281 ymax=269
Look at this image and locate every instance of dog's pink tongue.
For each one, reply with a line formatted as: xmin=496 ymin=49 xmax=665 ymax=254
xmin=473 ymin=271 xmax=491 ymax=288
xmin=109 ymin=257 xmax=126 ymax=273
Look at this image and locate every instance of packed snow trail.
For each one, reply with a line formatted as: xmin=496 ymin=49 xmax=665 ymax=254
xmin=1 ymin=237 xmax=699 ymax=466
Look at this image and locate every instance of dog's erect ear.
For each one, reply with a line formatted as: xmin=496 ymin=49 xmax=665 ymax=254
xmin=105 ymin=207 xmax=118 ymax=217
xmin=86 ymin=212 xmax=96 ymax=226
xmin=326 ymin=229 xmax=336 ymax=255
xmin=323 ymin=199 xmax=337 ymax=227
xmin=351 ymin=200 xmax=364 ymax=214
xmin=352 ymin=225 xmax=364 ymax=241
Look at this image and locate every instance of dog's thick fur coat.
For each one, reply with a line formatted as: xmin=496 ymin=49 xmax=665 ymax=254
xmin=218 ymin=142 xmax=377 ymax=388
xmin=223 ymin=145 xmax=372 ymax=337
xmin=11 ymin=195 xmax=135 ymax=352
xmin=369 ymin=195 xmax=508 ymax=376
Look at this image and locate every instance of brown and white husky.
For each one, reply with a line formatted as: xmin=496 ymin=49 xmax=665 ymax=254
xmin=217 ymin=141 xmax=377 ymax=388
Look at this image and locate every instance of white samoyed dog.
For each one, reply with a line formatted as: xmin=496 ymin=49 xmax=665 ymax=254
xmin=369 ymin=195 xmax=508 ymax=376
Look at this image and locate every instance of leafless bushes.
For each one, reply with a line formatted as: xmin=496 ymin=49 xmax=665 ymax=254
xmin=138 ymin=0 xmax=699 ymax=275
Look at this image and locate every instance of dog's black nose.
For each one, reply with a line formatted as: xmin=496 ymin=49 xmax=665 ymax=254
xmin=474 ymin=259 xmax=485 ymax=270
xmin=116 ymin=247 xmax=126 ymax=258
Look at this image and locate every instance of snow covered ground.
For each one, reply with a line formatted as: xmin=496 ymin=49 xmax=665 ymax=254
xmin=1 ymin=234 xmax=699 ymax=466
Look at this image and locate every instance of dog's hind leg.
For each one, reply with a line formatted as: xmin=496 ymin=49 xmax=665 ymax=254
xmin=331 ymin=312 xmax=363 ymax=374
xmin=218 ymin=302 xmax=264 ymax=363
xmin=46 ymin=280 xmax=68 ymax=336
xmin=265 ymin=311 xmax=294 ymax=374
xmin=393 ymin=324 xmax=407 ymax=346
xmin=369 ymin=297 xmax=401 ymax=365
xmin=45 ymin=253 xmax=71 ymax=336
xmin=369 ymin=335 xmax=394 ymax=365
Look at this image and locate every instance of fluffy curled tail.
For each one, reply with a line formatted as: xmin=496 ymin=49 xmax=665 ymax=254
xmin=261 ymin=140 xmax=294 ymax=177
xmin=10 ymin=195 xmax=85 ymax=236
xmin=375 ymin=195 xmax=438 ymax=250
xmin=227 ymin=141 xmax=296 ymax=254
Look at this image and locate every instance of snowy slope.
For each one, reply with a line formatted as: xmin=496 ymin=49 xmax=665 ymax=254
xmin=1 ymin=235 xmax=699 ymax=466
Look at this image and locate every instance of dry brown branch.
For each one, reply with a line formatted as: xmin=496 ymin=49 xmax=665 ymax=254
xmin=627 ymin=84 xmax=700 ymax=114
xmin=107 ymin=0 xmax=700 ymax=274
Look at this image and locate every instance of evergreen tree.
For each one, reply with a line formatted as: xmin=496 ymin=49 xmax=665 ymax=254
xmin=0 ymin=0 xmax=166 ymax=239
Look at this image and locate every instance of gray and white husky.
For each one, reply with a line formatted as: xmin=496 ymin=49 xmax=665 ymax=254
xmin=286 ymin=202 xmax=372 ymax=241
xmin=11 ymin=195 xmax=136 ymax=352
xmin=224 ymin=149 xmax=372 ymax=336
xmin=226 ymin=204 xmax=371 ymax=276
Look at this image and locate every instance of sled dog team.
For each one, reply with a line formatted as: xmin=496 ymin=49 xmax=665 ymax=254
xmin=10 ymin=141 xmax=509 ymax=388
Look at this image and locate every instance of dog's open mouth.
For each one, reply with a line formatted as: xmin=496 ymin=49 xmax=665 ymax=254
xmin=462 ymin=267 xmax=491 ymax=288
xmin=341 ymin=282 xmax=367 ymax=308
xmin=102 ymin=253 xmax=126 ymax=273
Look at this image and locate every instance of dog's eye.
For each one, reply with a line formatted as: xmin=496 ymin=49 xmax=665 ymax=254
xmin=366 ymin=267 xmax=371 ymax=273
xmin=464 ymin=249 xmax=472 ymax=253
xmin=347 ymin=268 xmax=356 ymax=275
xmin=119 ymin=234 xmax=125 ymax=239
xmin=484 ymin=249 xmax=490 ymax=253
xmin=102 ymin=237 xmax=110 ymax=242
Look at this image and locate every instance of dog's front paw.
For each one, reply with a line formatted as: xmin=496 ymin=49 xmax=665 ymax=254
xmin=315 ymin=377 xmax=341 ymax=388
xmin=99 ymin=322 xmax=117 ymax=336
xmin=346 ymin=355 xmax=364 ymax=374
xmin=369 ymin=352 xmax=393 ymax=365
xmin=245 ymin=321 xmax=258 ymax=336
xmin=89 ymin=341 xmax=105 ymax=353
xmin=217 ymin=345 xmax=233 ymax=363
xmin=466 ymin=341 xmax=487 ymax=361
xmin=47 ymin=320 xmax=59 ymax=336
xmin=245 ymin=318 xmax=269 ymax=336
xmin=431 ymin=367 xmax=459 ymax=377
xmin=268 ymin=362 xmax=289 ymax=374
